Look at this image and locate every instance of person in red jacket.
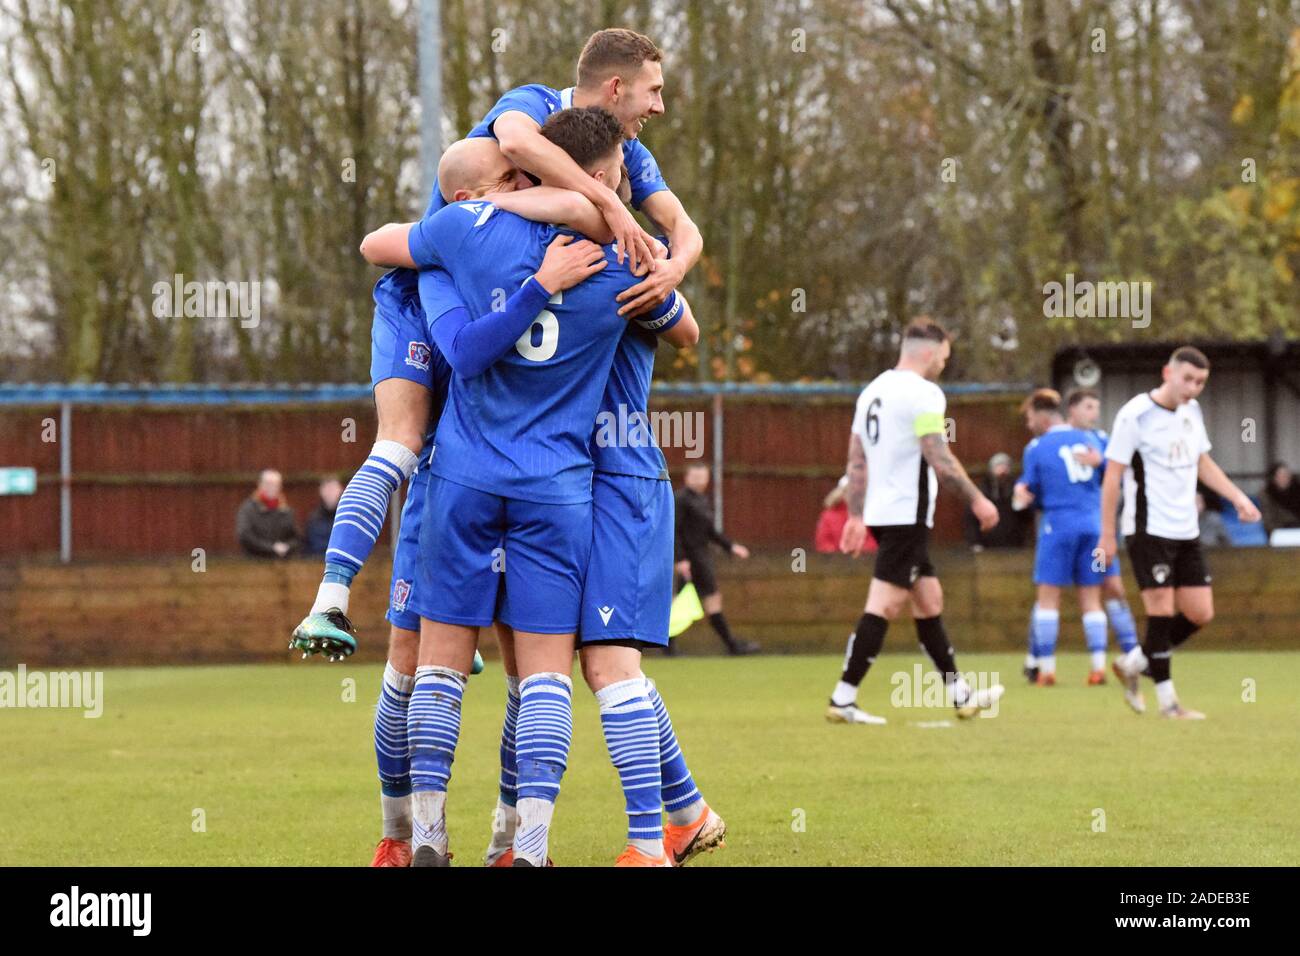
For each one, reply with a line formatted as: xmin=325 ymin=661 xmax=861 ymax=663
xmin=815 ymin=476 xmax=875 ymax=555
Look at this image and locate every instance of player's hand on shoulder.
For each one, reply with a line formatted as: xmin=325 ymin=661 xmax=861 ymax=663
xmin=534 ymin=234 xmax=607 ymax=294
xmin=616 ymin=255 xmax=686 ymax=318
xmin=598 ymin=191 xmax=654 ymax=274
xmin=840 ymin=516 xmax=867 ymax=557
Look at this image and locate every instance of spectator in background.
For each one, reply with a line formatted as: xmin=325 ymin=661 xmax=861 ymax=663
xmin=302 ymin=477 xmax=344 ymax=556
xmin=1197 ymin=491 xmax=1231 ymax=547
xmin=814 ymin=475 xmax=876 ymax=555
xmin=1262 ymin=461 xmax=1300 ymax=534
xmin=964 ymin=452 xmax=1033 ymax=550
xmin=237 ymin=468 xmax=299 ymax=559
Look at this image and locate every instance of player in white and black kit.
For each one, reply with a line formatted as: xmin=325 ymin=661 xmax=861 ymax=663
xmin=826 ymin=318 xmax=1006 ymax=724
xmin=1100 ymin=346 xmax=1261 ymax=719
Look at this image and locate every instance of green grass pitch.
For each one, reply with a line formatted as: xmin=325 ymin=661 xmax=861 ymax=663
xmin=3 ymin=652 xmax=1297 ymax=866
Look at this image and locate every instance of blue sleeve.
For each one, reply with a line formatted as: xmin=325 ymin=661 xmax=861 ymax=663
xmin=481 ymin=85 xmax=555 ymax=137
xmin=408 ymin=204 xmax=474 ymax=269
xmin=622 ymin=140 xmax=669 ymax=209
xmin=419 ymin=273 xmax=553 ymax=378
xmin=1022 ymin=444 xmax=1042 ymax=498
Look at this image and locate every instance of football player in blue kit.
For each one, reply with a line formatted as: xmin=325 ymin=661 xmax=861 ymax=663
xmin=343 ymin=138 xmax=612 ymax=868
xmin=365 ymin=107 xmax=688 ymax=868
xmin=1013 ymin=389 xmax=1112 ymax=686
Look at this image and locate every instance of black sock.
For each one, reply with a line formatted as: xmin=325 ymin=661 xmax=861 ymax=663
xmin=1143 ymin=615 xmax=1174 ymax=683
xmin=915 ymin=615 xmax=958 ymax=683
xmin=839 ymin=613 xmax=889 ymax=688
xmin=1170 ymin=613 xmax=1201 ymax=648
xmin=708 ymin=612 xmax=737 ymax=650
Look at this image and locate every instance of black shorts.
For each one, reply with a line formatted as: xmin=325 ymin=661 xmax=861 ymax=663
xmin=869 ymin=524 xmax=936 ymax=588
xmin=1126 ymin=533 xmax=1212 ymax=590
xmin=576 ymin=636 xmax=660 ymax=651
xmin=685 ymin=555 xmax=719 ymax=599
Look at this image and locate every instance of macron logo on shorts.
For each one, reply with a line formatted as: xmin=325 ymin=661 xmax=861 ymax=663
xmin=598 ymin=605 xmax=615 ymax=626
xmin=405 ymin=342 xmax=432 ymax=371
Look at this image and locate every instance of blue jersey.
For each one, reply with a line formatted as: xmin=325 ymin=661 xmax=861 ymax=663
xmin=1020 ymin=425 xmax=1104 ymax=532
xmin=408 ymin=200 xmax=678 ymax=504
xmin=422 ymin=83 xmax=669 ymax=217
xmin=591 ymin=325 xmax=668 ymax=479
xmin=372 ymin=268 xmax=451 ymax=457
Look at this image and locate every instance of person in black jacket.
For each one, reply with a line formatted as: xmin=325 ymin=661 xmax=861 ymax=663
xmin=674 ymin=463 xmax=759 ymax=654
xmin=302 ymin=478 xmax=344 ymax=556
xmin=236 ymin=469 xmax=300 ymax=558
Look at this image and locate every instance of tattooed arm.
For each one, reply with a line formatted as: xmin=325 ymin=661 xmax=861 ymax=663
xmin=920 ymin=433 xmax=999 ymax=531
xmin=840 ymin=433 xmax=870 ymax=556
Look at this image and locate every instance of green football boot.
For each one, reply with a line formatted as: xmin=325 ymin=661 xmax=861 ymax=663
xmin=471 ymin=649 xmax=485 ymax=675
xmin=290 ymin=608 xmax=358 ymax=662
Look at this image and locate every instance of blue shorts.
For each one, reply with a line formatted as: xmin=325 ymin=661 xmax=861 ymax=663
xmin=1034 ymin=519 xmax=1105 ymax=587
xmin=410 ymin=475 xmax=592 ymax=634
xmin=1105 ymin=553 xmax=1121 ymax=578
xmin=385 ymin=461 xmax=431 ymax=633
xmin=370 ymin=296 xmax=434 ymax=390
xmin=578 ymin=474 xmax=674 ymax=647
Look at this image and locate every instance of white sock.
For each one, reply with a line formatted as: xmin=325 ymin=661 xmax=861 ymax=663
xmin=1121 ymin=645 xmax=1148 ymax=674
xmin=830 ymin=680 xmax=858 ymax=707
xmin=1155 ymin=680 xmax=1177 ymax=711
xmin=948 ymin=675 xmax=972 ymax=706
xmin=1090 ymin=650 xmax=1106 ymax=671
xmin=1024 ymin=653 xmax=1038 ymax=669
xmin=667 ymin=799 xmax=706 ymax=828
xmin=485 ymin=797 xmax=517 ymax=864
xmin=1039 ymin=656 xmax=1056 ymax=676
xmin=381 ymin=793 xmax=412 ymax=841
xmin=311 ymin=580 xmax=352 ymax=615
xmin=411 ymin=791 xmax=448 ymax=854
xmin=514 ymin=797 xmax=556 ymax=866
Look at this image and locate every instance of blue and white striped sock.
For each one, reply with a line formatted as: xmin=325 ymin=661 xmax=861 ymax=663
xmin=1105 ymin=598 xmax=1139 ymax=653
xmin=1033 ymin=607 xmax=1060 ymax=675
xmin=1024 ymin=603 xmax=1039 ymax=669
xmin=408 ymin=665 xmax=465 ymax=855
xmin=596 ymin=677 xmax=663 ymax=855
xmin=311 ymin=440 xmax=418 ymax=614
xmin=1083 ymin=610 xmax=1109 ymax=671
xmin=513 ymin=672 xmax=573 ymax=866
xmin=375 ymin=662 xmax=415 ymax=840
xmin=645 ymin=677 xmax=705 ymax=827
xmin=485 ymin=675 xmax=521 ymax=864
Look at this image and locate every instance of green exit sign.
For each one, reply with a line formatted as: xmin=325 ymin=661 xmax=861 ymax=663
xmin=0 ymin=467 xmax=37 ymax=495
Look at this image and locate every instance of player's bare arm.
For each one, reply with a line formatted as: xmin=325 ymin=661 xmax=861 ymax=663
xmin=1197 ymin=453 xmax=1262 ymax=523
xmin=659 ymin=293 xmax=700 ymax=349
xmin=616 ymin=190 xmax=704 ymax=318
xmin=919 ymin=432 xmax=997 ymax=530
xmin=359 ymin=222 xmax=415 ymax=268
xmin=1098 ymin=460 xmax=1125 ymax=562
xmin=484 ymin=186 xmax=616 ymax=244
xmin=840 ymin=432 xmax=869 ymax=556
xmin=495 ymin=109 xmax=656 ymax=271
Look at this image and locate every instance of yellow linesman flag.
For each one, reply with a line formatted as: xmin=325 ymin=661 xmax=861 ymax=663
xmin=668 ymin=583 xmax=705 ymax=638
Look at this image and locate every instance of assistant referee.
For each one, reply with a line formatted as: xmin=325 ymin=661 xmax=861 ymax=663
xmin=673 ymin=463 xmax=759 ymax=655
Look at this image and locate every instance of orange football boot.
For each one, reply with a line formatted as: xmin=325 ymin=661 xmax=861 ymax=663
xmin=663 ymin=805 xmax=727 ymax=866
xmin=370 ymin=837 xmax=412 ymax=867
xmin=1086 ymin=670 xmax=1107 ymax=686
xmin=1035 ymin=672 xmax=1057 ymax=687
xmin=615 ymin=845 xmax=671 ymax=867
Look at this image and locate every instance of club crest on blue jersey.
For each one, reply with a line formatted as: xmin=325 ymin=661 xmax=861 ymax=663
xmin=391 ymin=579 xmax=412 ymax=612
xmin=405 ymin=342 xmax=432 ymax=371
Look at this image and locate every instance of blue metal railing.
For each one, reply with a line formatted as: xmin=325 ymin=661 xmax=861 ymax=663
xmin=0 ymin=380 xmax=1033 ymax=405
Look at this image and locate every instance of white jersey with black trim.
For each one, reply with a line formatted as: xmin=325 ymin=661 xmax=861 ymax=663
xmin=1105 ymin=392 xmax=1212 ymax=541
xmin=850 ymin=368 xmax=946 ymax=528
